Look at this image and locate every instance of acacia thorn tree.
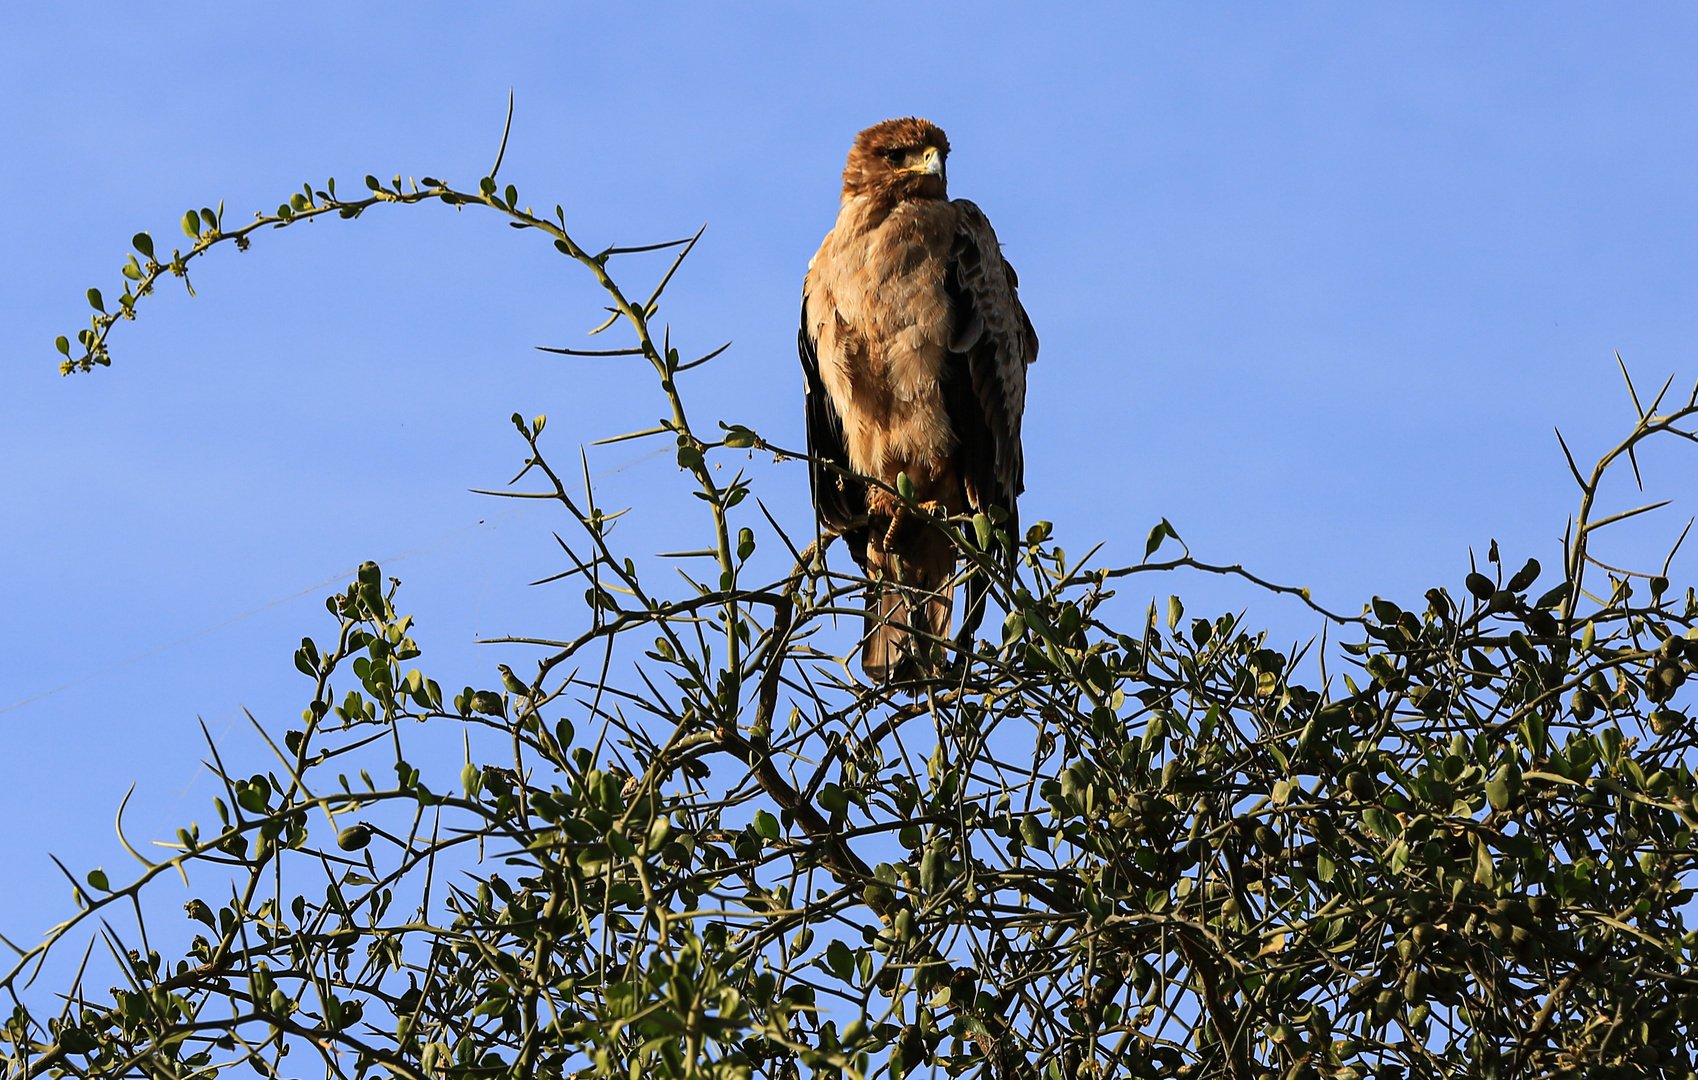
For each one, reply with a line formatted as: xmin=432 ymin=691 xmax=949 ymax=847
xmin=10 ymin=128 xmax=1698 ymax=1080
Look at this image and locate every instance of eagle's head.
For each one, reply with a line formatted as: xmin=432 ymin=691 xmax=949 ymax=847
xmin=841 ymin=117 xmax=950 ymax=204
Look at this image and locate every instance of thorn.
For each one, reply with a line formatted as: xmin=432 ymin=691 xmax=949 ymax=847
xmin=1618 ymin=352 xmax=1644 ymax=419
xmin=489 ymin=88 xmax=516 ymax=181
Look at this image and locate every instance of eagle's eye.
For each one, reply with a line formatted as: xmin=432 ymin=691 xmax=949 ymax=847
xmin=881 ymin=147 xmax=906 ymax=164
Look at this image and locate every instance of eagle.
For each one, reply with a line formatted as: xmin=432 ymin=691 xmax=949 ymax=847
xmin=799 ymin=117 xmax=1038 ymax=682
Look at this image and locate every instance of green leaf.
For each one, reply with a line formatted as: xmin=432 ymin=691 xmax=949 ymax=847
xmin=185 ymin=898 xmax=215 ymax=929
xmin=181 ymin=210 xmax=201 ymax=238
xmin=1362 ymin=807 xmax=1400 ymax=839
xmin=895 ymin=908 xmax=915 ymax=941
xmin=336 ymin=825 xmax=372 ymax=852
xmin=826 ymin=938 xmax=854 ymax=979
xmin=1144 ymin=522 xmax=1166 ymax=558
xmin=896 ymin=472 xmax=916 ymax=501
xmin=1508 ymin=630 xmax=1538 ymax=663
xmin=723 ymin=426 xmax=757 ymax=448
xmin=1486 ymin=763 xmax=1521 ymax=811
xmin=1020 ymin=814 xmax=1046 ymax=851
xmin=86 ymin=288 xmax=105 ymax=313
xmin=236 ymin=776 xmax=270 ymax=813
xmin=608 ymin=828 xmax=637 ymax=858
xmin=1535 ymin=581 xmax=1571 ymax=609
xmin=1388 ymin=840 xmax=1409 ymax=874
xmin=1465 ymin=572 xmax=1494 ymax=601
xmin=86 ymin=869 xmax=109 ymax=892
xmin=1167 ymin=595 xmax=1183 ymax=631
xmin=54 ymin=336 xmax=70 ymax=356
xmin=1142 ymin=711 xmax=1167 ymax=752
xmin=646 ymin=815 xmax=671 ymax=850
xmin=1002 ymin=611 xmax=1025 ymax=642
xmin=1473 ymin=837 xmax=1496 ymax=886
xmin=132 ymin=232 xmax=154 ymax=259
xmin=1144 ymin=519 xmax=1178 ymax=559
xmin=754 ymin=810 xmax=781 ymax=841
xmin=1507 ymin=557 xmax=1541 ymax=592
xmin=1365 ymin=654 xmax=1398 ymax=684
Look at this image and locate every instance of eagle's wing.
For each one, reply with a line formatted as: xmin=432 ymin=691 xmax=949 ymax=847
xmin=798 ymin=290 xmax=869 ymax=564
xmin=943 ymin=199 xmax=1038 ymax=539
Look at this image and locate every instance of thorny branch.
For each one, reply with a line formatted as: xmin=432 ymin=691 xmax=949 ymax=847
xmin=19 ymin=143 xmax=1698 ymax=1080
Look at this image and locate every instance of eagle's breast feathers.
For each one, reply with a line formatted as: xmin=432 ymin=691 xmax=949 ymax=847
xmin=804 ymin=197 xmax=961 ymax=499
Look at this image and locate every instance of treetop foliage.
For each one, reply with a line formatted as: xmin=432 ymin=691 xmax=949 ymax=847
xmin=14 ymin=122 xmax=1698 ymax=1080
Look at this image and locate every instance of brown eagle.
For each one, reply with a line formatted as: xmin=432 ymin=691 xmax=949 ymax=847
xmin=799 ymin=117 xmax=1038 ymax=682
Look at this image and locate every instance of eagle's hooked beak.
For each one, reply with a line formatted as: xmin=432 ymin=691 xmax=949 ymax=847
xmin=908 ymin=146 xmax=944 ymax=178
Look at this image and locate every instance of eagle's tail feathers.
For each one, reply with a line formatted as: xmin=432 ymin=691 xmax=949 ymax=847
xmin=863 ymin=585 xmax=921 ymax=684
xmin=862 ymin=537 xmax=954 ymax=684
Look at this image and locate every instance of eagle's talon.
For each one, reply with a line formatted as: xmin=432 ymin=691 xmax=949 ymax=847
xmin=883 ymin=506 xmax=909 ymax=550
xmin=865 ymin=489 xmax=899 ymax=518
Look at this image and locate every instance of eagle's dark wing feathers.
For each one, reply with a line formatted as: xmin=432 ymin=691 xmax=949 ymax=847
xmin=942 ymin=200 xmax=1037 ymax=640
xmin=798 ymin=296 xmax=870 ymax=567
xmin=943 ymin=199 xmax=1038 ymax=540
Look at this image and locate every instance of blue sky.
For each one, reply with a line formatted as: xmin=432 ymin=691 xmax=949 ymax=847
xmin=4 ymin=4 xmax=1698 ymax=940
